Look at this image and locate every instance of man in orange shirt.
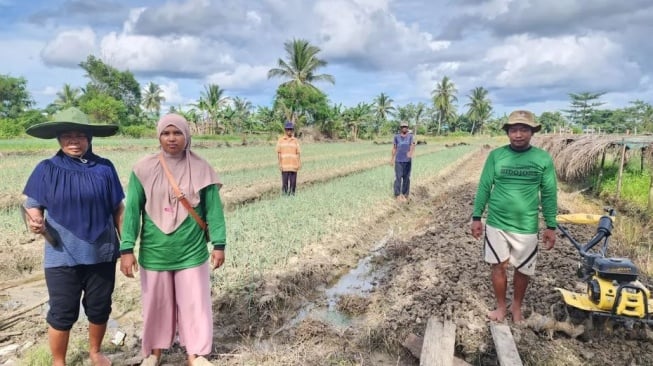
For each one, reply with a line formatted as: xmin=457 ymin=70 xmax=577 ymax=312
xmin=276 ymin=122 xmax=301 ymax=195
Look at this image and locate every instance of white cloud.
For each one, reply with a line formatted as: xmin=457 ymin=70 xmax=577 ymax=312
xmin=484 ymin=34 xmax=641 ymax=90
xmin=123 ymin=7 xmax=146 ymax=34
xmin=415 ymin=62 xmax=461 ymax=97
xmin=138 ymin=0 xmax=213 ymax=29
xmin=246 ymin=10 xmax=262 ymax=25
xmin=41 ymin=27 xmax=97 ymax=67
xmin=126 ymin=0 xmax=269 ymax=40
xmin=314 ymin=0 xmax=448 ymax=69
xmin=314 ymin=0 xmax=381 ymax=57
xmin=158 ymin=81 xmax=185 ymax=105
xmin=461 ymin=0 xmax=512 ymax=19
xmin=206 ymin=64 xmax=270 ymax=90
xmin=40 ymin=85 xmax=59 ymax=96
xmin=458 ymin=0 xmax=653 ymax=39
xmin=6 ymin=0 xmax=652 ymax=114
xmin=99 ymin=32 xmax=233 ymax=76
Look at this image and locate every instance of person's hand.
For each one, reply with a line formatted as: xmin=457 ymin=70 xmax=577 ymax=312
xmin=389 ymin=158 xmax=394 ymax=166
xmin=407 ymin=151 xmax=413 ymax=159
xmin=29 ymin=218 xmax=45 ymax=234
xmin=542 ymin=228 xmax=556 ymax=250
xmin=120 ymin=253 xmax=138 ymax=278
xmin=471 ymin=220 xmax=483 ymax=240
xmin=211 ymin=249 xmax=225 ymax=270
xmin=25 ymin=208 xmax=45 ymax=234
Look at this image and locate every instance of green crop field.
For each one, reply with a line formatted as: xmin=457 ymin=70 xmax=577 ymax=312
xmin=0 ymin=139 xmax=478 ymax=286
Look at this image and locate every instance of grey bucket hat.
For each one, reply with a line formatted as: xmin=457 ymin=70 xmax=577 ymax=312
xmin=26 ymin=107 xmax=119 ymax=139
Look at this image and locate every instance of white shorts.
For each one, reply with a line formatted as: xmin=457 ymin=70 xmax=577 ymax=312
xmin=483 ymin=224 xmax=538 ymax=276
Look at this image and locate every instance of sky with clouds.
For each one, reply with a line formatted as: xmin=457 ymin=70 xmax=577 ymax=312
xmin=2 ymin=0 xmax=652 ymax=117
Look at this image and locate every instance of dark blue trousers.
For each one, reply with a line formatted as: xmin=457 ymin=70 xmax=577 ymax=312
xmin=394 ymin=161 xmax=412 ymax=197
xmin=282 ymin=171 xmax=297 ymax=195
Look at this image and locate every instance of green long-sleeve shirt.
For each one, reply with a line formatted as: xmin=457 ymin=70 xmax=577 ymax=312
xmin=120 ymin=171 xmax=227 ymax=271
xmin=472 ymin=145 xmax=557 ymax=234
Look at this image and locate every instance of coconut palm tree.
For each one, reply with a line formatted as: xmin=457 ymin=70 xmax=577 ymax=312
xmin=180 ymin=107 xmax=200 ymax=125
xmin=172 ymin=107 xmax=201 ymax=133
xmin=194 ymin=84 xmax=230 ymax=134
xmin=320 ymin=103 xmax=344 ymax=139
xmin=220 ymin=108 xmax=237 ymax=134
xmin=54 ymin=84 xmax=81 ymax=109
xmin=268 ymin=38 xmax=335 ymax=89
xmin=253 ymin=106 xmax=278 ymax=131
xmin=232 ymin=97 xmax=253 ymax=133
xmin=414 ymin=102 xmax=426 ymax=135
xmin=343 ymin=103 xmax=372 ymax=141
xmin=372 ymin=92 xmax=395 ymax=136
xmin=394 ymin=105 xmax=414 ymax=129
xmin=465 ymin=87 xmax=492 ymax=134
xmin=142 ymin=82 xmax=165 ymax=117
xmin=431 ymin=76 xmax=458 ymax=135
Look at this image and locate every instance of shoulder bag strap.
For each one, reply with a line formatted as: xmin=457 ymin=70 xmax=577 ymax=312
xmin=158 ymin=153 xmax=207 ymax=231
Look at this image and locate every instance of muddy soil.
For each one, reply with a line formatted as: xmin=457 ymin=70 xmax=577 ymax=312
xmin=374 ymin=182 xmax=653 ymax=366
xmin=2 ymin=148 xmax=653 ymax=365
xmin=218 ymin=149 xmax=653 ymax=366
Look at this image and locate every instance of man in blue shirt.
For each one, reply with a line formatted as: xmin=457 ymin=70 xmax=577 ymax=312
xmin=389 ymin=121 xmax=415 ymax=202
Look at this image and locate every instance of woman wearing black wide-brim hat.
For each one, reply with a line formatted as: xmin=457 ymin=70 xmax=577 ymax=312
xmin=23 ymin=107 xmax=124 ymax=366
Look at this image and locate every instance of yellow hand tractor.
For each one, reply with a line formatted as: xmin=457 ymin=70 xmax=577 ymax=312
xmin=556 ymin=208 xmax=653 ymax=327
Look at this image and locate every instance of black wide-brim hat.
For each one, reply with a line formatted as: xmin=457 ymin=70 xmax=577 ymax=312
xmin=26 ymin=107 xmax=119 ymax=139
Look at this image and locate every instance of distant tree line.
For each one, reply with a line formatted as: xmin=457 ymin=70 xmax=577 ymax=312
xmin=1 ymin=39 xmax=652 ymax=139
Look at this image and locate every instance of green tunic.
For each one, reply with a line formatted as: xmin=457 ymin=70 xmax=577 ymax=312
xmin=120 ymin=172 xmax=227 ymax=271
xmin=472 ymin=145 xmax=557 ymax=234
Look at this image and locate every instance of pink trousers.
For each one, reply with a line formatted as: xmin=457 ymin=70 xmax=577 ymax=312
xmin=139 ymin=262 xmax=213 ymax=357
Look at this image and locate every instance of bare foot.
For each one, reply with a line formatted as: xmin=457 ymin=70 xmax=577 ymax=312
xmin=487 ymin=308 xmax=506 ymax=322
xmin=90 ymin=352 xmax=112 ymax=366
xmin=510 ymin=305 xmax=524 ymax=323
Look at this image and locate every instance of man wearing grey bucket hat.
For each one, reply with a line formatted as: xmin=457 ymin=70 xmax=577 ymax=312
xmin=470 ymin=110 xmax=557 ymax=323
xmin=501 ymin=109 xmax=542 ymax=133
xmin=23 ymin=107 xmax=124 ymax=366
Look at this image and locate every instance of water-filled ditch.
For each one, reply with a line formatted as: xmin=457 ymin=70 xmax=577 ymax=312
xmin=284 ymin=230 xmax=393 ymax=330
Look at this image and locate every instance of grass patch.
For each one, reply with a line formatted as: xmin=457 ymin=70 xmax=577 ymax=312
xmin=18 ymin=338 xmax=87 ymax=366
xmin=17 ymin=344 xmax=51 ymax=366
xmin=559 ymin=155 xmax=653 ymax=276
xmin=211 ymin=145 xmax=476 ymax=293
xmin=598 ymin=168 xmax=651 ymax=210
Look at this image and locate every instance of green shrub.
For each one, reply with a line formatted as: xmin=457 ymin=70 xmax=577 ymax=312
xmin=121 ymin=125 xmax=153 ymax=138
xmin=0 ymin=118 xmax=23 ymax=138
xmin=599 ymin=169 xmax=651 ymax=210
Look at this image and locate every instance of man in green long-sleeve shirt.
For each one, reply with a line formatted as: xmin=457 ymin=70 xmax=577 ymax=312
xmin=471 ymin=110 xmax=557 ymax=323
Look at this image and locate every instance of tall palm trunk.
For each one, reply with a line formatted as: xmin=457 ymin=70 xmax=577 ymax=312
xmin=438 ymin=113 xmax=443 ymax=135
